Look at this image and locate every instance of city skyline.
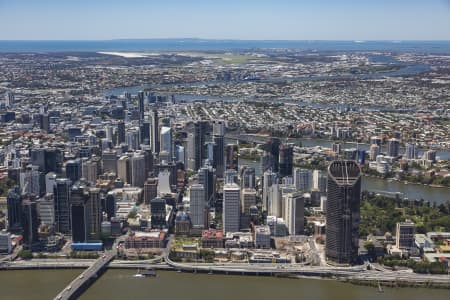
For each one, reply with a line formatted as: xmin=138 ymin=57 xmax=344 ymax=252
xmin=1 ymin=0 xmax=450 ymax=40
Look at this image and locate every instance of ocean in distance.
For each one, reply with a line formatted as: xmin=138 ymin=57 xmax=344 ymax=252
xmin=1 ymin=39 xmax=450 ymax=53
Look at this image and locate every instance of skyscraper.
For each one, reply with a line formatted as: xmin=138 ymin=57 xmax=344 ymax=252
xmin=187 ymin=125 xmax=201 ymax=171
xmin=144 ymin=177 xmax=158 ymax=205
xmin=198 ymin=164 xmax=215 ymax=207
xmin=117 ymin=121 xmax=126 ymax=145
xmin=54 ymin=178 xmax=71 ymax=234
xmin=325 ymin=160 xmax=361 ymax=264
xmin=21 ymin=199 xmax=40 ymax=250
xmin=387 ymin=138 xmax=400 ymax=158
xmin=102 ymin=150 xmax=118 ymax=174
xmin=70 ymin=183 xmax=90 ymax=243
xmin=130 ymin=152 xmax=146 ymax=187
xmin=137 ymin=90 xmax=145 ymax=120
xmin=65 ymin=159 xmax=81 ymax=183
xmin=240 ymin=166 xmax=256 ymax=189
xmin=160 ymin=126 xmax=172 ymax=160
xmin=7 ymin=186 xmax=22 ymax=232
xmin=223 ymin=183 xmax=240 ymax=233
xmin=150 ymin=197 xmax=166 ymax=229
xmin=212 ymin=120 xmax=225 ymax=178
xmin=404 ymin=143 xmax=418 ymax=160
xmin=263 ymin=137 xmax=281 ymax=172
xmin=294 ymin=168 xmax=312 ymax=191
xmin=279 ymin=143 xmax=294 ymax=177
xmin=225 ymin=144 xmax=238 ymax=171
xmin=284 ymin=192 xmax=304 ymax=235
xmin=151 ymin=109 xmax=160 ymax=154
xmin=88 ymin=187 xmax=102 ymax=240
xmin=189 ymin=184 xmax=206 ymax=228
xmin=117 ymin=155 xmax=131 ymax=185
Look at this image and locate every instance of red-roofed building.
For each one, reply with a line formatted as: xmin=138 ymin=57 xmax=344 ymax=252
xmin=202 ymin=229 xmax=224 ymax=248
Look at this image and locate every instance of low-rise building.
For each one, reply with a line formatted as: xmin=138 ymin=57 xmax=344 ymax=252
xmin=201 ymin=229 xmax=224 ymax=248
xmin=254 ymin=226 xmax=271 ymax=249
xmin=125 ymin=231 xmax=167 ymax=249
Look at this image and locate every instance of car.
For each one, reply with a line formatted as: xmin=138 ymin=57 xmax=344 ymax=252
xmin=79 ymin=275 xmax=84 ymax=279
xmin=67 ymin=285 xmax=72 ymax=290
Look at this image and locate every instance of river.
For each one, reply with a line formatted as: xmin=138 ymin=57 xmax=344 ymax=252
xmin=0 ymin=269 xmax=448 ymax=300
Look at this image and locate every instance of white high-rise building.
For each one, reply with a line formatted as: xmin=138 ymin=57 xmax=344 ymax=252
xmin=189 ymin=184 xmax=206 ymax=228
xmin=45 ymin=172 xmax=57 ymax=194
xmin=223 ymin=183 xmax=240 ymax=233
xmin=160 ymin=126 xmax=172 ymax=160
xmin=284 ymin=192 xmax=304 ymax=235
xmin=262 ymin=170 xmax=277 ymax=212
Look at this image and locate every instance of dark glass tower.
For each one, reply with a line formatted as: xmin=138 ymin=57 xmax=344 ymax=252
xmin=325 ymin=160 xmax=361 ymax=264
xmin=279 ymin=143 xmax=293 ymax=177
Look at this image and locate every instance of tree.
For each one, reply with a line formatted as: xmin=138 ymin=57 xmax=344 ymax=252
xmin=18 ymin=249 xmax=33 ymax=260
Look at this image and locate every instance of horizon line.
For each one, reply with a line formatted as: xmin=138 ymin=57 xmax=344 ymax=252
xmin=1 ymin=38 xmax=450 ymax=42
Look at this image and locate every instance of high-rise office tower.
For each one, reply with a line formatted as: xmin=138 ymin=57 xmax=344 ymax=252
xmin=138 ymin=91 xmax=145 ymax=120
xmin=45 ymin=172 xmax=57 ymax=194
xmin=198 ymin=164 xmax=215 ymax=207
xmin=223 ymin=183 xmax=240 ymax=233
xmin=102 ymin=150 xmax=118 ymax=174
xmin=21 ymin=199 xmax=39 ymax=250
xmin=88 ymin=187 xmax=102 ymax=240
xmin=103 ymin=193 xmax=116 ymax=220
xmin=404 ymin=143 xmax=418 ymax=160
xmin=263 ymin=138 xmax=281 ymax=172
xmin=160 ymin=126 xmax=172 ymax=160
xmin=7 ymin=186 xmax=22 ymax=232
xmin=19 ymin=165 xmax=42 ymax=196
xmin=144 ymin=177 xmax=158 ymax=205
xmin=294 ymin=168 xmax=312 ymax=191
xmin=212 ymin=121 xmax=225 ymax=178
xmin=65 ymin=159 xmax=81 ymax=183
xmin=261 ymin=150 xmax=275 ymax=174
xmin=130 ymin=153 xmax=146 ymax=187
xmin=81 ymin=159 xmax=98 ymax=184
xmin=117 ymin=121 xmax=126 ymax=145
xmin=70 ymin=183 xmax=90 ymax=243
xmin=187 ymin=125 xmax=201 ymax=171
xmin=240 ymin=166 xmax=256 ymax=189
xmin=387 ymin=138 xmax=400 ymax=158
xmin=150 ymin=197 xmax=166 ymax=229
xmin=225 ymin=144 xmax=239 ymax=171
xmin=325 ymin=160 xmax=361 ymax=264
xmin=140 ymin=121 xmax=151 ymax=146
xmin=284 ymin=192 xmax=304 ymax=235
xmin=151 ymin=109 xmax=160 ymax=154
xmin=279 ymin=143 xmax=294 ymax=177
xmin=241 ymin=188 xmax=256 ymax=215
xmin=117 ymin=155 xmax=131 ymax=185
xmin=126 ymin=129 xmax=140 ymax=150
xmin=189 ymin=184 xmax=206 ymax=228
xmin=262 ymin=170 xmax=277 ymax=212
xmin=268 ymin=182 xmax=281 ymax=217
xmin=38 ymin=193 xmax=55 ymax=226
xmin=54 ymin=178 xmax=71 ymax=234
xmin=332 ymin=142 xmax=342 ymax=155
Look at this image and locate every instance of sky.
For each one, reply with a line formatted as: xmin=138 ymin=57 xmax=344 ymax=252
xmin=0 ymin=0 xmax=450 ymax=40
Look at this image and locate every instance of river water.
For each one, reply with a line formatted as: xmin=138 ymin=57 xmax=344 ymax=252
xmin=0 ymin=269 xmax=448 ymax=300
